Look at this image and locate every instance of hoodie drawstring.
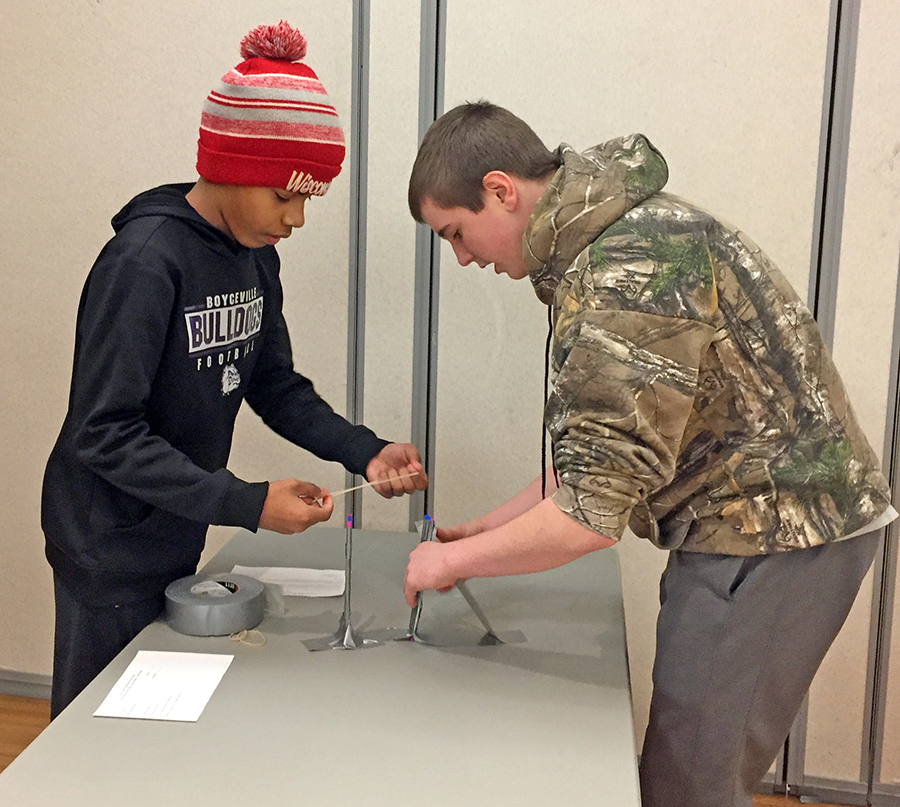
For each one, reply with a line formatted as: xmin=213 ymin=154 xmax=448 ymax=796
xmin=541 ymin=305 xmax=559 ymax=498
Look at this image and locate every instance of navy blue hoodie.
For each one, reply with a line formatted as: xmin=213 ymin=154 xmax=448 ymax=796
xmin=42 ymin=184 xmax=387 ymax=604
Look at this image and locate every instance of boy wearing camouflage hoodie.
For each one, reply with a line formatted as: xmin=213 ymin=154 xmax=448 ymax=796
xmin=403 ymin=101 xmax=895 ymax=807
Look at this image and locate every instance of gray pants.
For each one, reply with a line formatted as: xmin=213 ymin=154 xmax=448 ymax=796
xmin=638 ymin=532 xmax=880 ymax=807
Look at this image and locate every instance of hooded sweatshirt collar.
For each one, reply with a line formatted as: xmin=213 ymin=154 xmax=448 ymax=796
xmin=111 ymin=183 xmax=249 ymax=257
xmin=525 ymin=134 xmax=669 ymax=304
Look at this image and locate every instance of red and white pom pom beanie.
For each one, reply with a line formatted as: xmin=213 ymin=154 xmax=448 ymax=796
xmin=196 ymin=21 xmax=345 ymax=195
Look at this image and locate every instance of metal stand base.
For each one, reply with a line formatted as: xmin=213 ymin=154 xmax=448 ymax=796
xmin=303 ymin=614 xmax=383 ymax=651
xmin=302 ymin=521 xmax=406 ymax=651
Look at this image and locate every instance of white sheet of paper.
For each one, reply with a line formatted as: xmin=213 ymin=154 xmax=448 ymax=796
xmin=93 ymin=651 xmax=233 ymax=722
xmin=231 ymin=565 xmax=345 ymax=597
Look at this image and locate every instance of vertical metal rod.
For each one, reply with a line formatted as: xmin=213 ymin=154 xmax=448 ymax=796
xmin=806 ymin=0 xmax=860 ymax=349
xmin=345 ymin=0 xmax=371 ymax=526
xmin=786 ymin=0 xmax=861 ymax=793
xmin=863 ymin=251 xmax=900 ymax=800
xmin=343 ymin=514 xmax=353 ymax=622
xmin=408 ymin=0 xmax=446 ymax=528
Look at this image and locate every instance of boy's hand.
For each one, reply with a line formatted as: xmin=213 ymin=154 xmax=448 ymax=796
xmin=403 ymin=541 xmax=458 ymax=606
xmin=259 ymin=479 xmax=334 ymax=534
xmin=366 ymin=443 xmax=428 ymax=498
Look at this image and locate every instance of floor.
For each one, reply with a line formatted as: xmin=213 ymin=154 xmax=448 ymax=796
xmin=755 ymin=799 xmax=847 ymax=807
xmin=0 ymin=694 xmax=850 ymax=805
xmin=0 ymin=694 xmax=51 ymax=774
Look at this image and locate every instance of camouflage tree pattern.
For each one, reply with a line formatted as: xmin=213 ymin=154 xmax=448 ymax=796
xmin=524 ymin=135 xmax=892 ymax=555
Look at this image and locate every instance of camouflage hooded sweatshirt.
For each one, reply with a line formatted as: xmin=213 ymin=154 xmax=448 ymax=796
xmin=525 ymin=135 xmax=893 ymax=555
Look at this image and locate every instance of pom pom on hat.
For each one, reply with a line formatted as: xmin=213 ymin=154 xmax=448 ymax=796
xmin=196 ymin=21 xmax=345 ymax=195
xmin=240 ymin=21 xmax=307 ymax=62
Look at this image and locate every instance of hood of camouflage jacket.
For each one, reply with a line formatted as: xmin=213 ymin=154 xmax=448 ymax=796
xmin=525 ymin=135 xmax=669 ymax=304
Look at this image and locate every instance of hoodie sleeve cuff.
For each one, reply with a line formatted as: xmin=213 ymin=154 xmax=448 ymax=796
xmin=341 ymin=433 xmax=390 ymax=478
xmin=217 ymin=480 xmax=270 ymax=532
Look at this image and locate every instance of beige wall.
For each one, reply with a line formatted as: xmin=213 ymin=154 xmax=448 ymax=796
xmin=817 ymin=0 xmax=900 ymax=786
xmin=358 ymin=1 xmax=423 ymax=529
xmin=2 ymin=0 xmax=898 ymax=788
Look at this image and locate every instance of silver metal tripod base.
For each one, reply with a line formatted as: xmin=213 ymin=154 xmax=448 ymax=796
xmin=302 ymin=615 xmax=384 ymax=651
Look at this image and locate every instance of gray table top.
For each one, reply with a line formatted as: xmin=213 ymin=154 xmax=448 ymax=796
xmin=0 ymin=527 xmax=640 ymax=806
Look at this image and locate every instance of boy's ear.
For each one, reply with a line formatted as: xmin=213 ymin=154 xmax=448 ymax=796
xmin=482 ymin=170 xmax=518 ymax=210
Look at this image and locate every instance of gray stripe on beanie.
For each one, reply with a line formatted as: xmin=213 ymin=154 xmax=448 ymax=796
xmin=213 ymin=82 xmax=333 ymax=106
xmin=203 ymin=104 xmax=341 ymax=128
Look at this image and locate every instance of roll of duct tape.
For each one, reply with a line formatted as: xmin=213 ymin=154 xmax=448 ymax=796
xmin=165 ymin=573 xmax=265 ymax=636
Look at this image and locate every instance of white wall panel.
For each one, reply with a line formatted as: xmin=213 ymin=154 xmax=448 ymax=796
xmin=435 ymin=0 xmax=830 ymax=747
xmin=359 ymin=1 xmax=424 ymax=530
xmin=882 ymin=565 xmax=900 ymax=786
xmin=813 ymin=0 xmax=900 ymax=787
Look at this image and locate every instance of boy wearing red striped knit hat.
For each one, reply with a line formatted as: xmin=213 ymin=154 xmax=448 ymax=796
xmin=41 ymin=22 xmax=427 ymax=718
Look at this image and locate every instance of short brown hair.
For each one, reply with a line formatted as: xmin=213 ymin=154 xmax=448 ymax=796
xmin=408 ymin=100 xmax=560 ymax=222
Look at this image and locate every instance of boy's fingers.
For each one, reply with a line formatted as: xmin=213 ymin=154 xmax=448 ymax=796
xmin=390 ymin=469 xmax=415 ymax=495
xmin=368 ymin=476 xmax=391 ymax=497
xmin=393 ymin=467 xmax=428 ymax=494
xmin=411 ymin=467 xmax=428 ymax=490
xmin=369 ymin=469 xmax=414 ymax=498
xmin=294 ymin=480 xmax=323 ymax=498
xmin=396 ymin=463 xmax=426 ymax=492
xmin=404 ymin=579 xmax=422 ymax=607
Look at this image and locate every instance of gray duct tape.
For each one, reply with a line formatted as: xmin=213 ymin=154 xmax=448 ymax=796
xmin=165 ymin=573 xmax=265 ymax=636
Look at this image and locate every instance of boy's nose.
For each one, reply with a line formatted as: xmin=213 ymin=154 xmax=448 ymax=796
xmin=283 ymin=198 xmax=307 ymax=229
xmin=283 ymin=211 xmax=305 ymax=229
xmin=452 ymin=243 xmax=473 ymax=266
